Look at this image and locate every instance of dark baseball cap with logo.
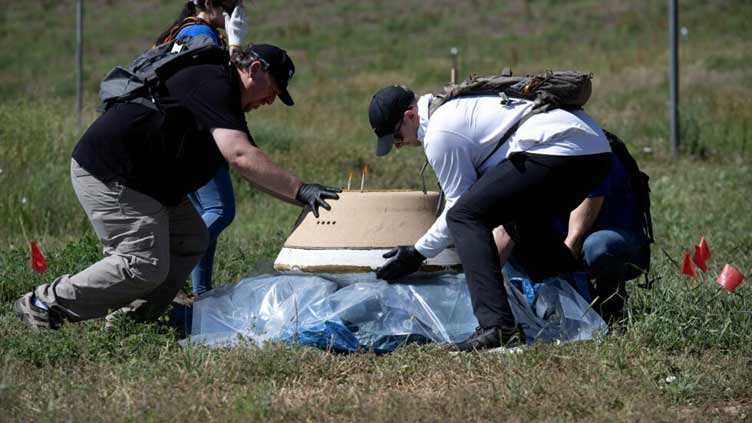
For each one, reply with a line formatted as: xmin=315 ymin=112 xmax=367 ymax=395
xmin=368 ymin=85 xmax=416 ymax=156
xmin=248 ymin=44 xmax=295 ymax=106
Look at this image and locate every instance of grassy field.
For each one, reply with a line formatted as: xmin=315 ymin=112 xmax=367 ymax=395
xmin=1 ymin=0 xmax=751 ymax=421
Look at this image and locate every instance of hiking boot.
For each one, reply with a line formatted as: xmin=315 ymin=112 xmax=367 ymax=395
xmin=14 ymin=292 xmax=62 ymax=331
xmin=454 ymin=325 xmax=521 ymax=352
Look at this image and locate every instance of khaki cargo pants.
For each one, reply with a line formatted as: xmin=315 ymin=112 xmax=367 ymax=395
xmin=34 ymin=159 xmax=208 ymax=322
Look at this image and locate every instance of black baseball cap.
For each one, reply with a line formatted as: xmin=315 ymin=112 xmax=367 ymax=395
xmin=248 ymin=44 xmax=295 ymax=106
xmin=368 ymin=85 xmax=415 ymax=156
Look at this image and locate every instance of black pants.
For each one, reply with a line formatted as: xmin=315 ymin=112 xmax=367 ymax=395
xmin=446 ymin=152 xmax=612 ymax=329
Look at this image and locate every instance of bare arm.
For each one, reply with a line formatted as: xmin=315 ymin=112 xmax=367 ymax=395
xmin=492 ymin=225 xmax=516 ymax=265
xmin=564 ymin=196 xmax=604 ymax=258
xmin=212 ymin=128 xmax=303 ymax=205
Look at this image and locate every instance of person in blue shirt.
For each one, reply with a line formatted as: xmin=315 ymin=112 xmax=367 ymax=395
xmin=155 ymin=0 xmax=248 ymax=296
xmin=495 ymin=149 xmax=651 ymax=323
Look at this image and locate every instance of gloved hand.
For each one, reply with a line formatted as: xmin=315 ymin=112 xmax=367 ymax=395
xmin=375 ymin=246 xmax=425 ymax=282
xmin=296 ymin=183 xmax=341 ymax=218
xmin=223 ymin=4 xmax=248 ymax=49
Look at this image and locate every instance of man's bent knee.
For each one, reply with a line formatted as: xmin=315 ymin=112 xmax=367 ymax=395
xmin=118 ymin=235 xmax=170 ymax=284
xmin=173 ymin=228 xmax=209 ymax=260
xmin=583 ymin=230 xmax=643 ymax=281
xmin=583 ymin=240 xmax=622 ymax=278
xmin=125 ymin=253 xmax=170 ymax=285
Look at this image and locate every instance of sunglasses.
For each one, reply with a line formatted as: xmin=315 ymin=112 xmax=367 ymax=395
xmin=393 ymin=102 xmax=416 ymax=144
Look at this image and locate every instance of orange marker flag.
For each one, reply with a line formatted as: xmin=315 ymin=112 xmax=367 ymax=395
xmin=716 ymin=264 xmax=745 ymax=293
xmin=30 ymin=240 xmax=48 ymax=274
xmin=680 ymin=252 xmax=696 ymax=279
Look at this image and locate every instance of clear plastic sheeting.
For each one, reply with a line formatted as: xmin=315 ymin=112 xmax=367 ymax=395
xmin=188 ymin=274 xmax=338 ymax=347
xmin=503 ymin=263 xmax=607 ymax=343
xmin=186 ymin=271 xmax=606 ymax=352
xmin=506 ymin=279 xmax=607 ymax=343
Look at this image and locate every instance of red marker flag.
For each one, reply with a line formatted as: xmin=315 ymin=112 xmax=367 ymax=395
xmin=680 ymin=252 xmax=696 ymax=279
xmin=697 ymin=237 xmax=710 ymax=261
xmin=716 ymin=264 xmax=745 ymax=293
xmin=30 ymin=240 xmax=48 ymax=274
xmin=692 ymin=245 xmax=708 ymax=272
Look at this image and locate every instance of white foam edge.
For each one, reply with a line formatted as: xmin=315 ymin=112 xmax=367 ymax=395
xmin=274 ymin=247 xmax=460 ymax=271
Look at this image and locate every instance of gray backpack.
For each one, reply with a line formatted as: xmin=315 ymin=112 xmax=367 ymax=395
xmin=98 ymin=34 xmax=229 ymax=112
xmin=429 ymin=69 xmax=593 ymax=167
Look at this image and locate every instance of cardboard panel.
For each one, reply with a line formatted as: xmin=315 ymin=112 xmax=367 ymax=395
xmin=283 ymin=190 xmax=443 ymax=249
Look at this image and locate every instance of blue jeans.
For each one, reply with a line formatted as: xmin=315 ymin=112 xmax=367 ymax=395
xmin=582 ymin=228 xmax=650 ymax=321
xmin=188 ymin=164 xmax=235 ymax=295
xmin=583 ymin=228 xmax=650 ymax=283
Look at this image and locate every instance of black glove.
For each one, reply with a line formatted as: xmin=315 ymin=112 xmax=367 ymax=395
xmin=375 ymin=246 xmax=426 ymax=283
xmin=296 ymin=183 xmax=341 ymax=218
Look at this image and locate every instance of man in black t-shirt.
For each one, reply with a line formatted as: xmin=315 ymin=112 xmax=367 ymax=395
xmin=15 ymin=44 xmax=340 ymax=331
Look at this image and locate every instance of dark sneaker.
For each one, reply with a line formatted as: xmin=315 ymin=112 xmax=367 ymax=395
xmin=172 ymin=289 xmax=195 ymax=307
xmin=104 ymin=307 xmax=135 ymax=332
xmin=592 ymin=279 xmax=628 ymax=326
xmin=14 ymin=292 xmax=62 ymax=331
xmin=454 ymin=326 xmax=522 ymax=352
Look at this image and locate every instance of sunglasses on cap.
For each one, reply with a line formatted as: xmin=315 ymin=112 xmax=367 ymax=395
xmin=219 ymin=0 xmax=239 ymax=14
xmin=246 ymin=52 xmax=270 ymax=71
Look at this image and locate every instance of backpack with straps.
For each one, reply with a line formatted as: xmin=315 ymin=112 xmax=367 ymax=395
xmin=429 ymin=68 xmax=593 ymax=168
xmin=603 ymin=129 xmax=654 ymax=245
xmin=97 ymin=34 xmax=229 ymax=113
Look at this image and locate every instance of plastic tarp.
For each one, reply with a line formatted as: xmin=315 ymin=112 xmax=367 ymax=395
xmin=186 ymin=271 xmax=606 ymax=352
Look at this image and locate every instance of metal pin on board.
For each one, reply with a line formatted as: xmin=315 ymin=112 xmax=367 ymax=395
xmin=420 ymin=159 xmax=428 ymax=195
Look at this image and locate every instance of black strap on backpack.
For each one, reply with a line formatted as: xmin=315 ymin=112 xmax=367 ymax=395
xmin=477 ymin=97 xmax=581 ymax=170
xmin=476 ymin=104 xmax=544 ymax=169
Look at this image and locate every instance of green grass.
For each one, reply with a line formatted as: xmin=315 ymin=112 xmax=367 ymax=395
xmin=1 ymin=0 xmax=751 ymax=421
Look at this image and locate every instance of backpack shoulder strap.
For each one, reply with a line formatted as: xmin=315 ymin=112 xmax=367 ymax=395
xmin=477 ymin=108 xmax=541 ymax=169
xmin=158 ymin=17 xmax=198 ymax=45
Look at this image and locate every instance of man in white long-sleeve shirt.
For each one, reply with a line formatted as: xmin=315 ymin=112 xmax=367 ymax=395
xmin=368 ymin=85 xmax=612 ymax=351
